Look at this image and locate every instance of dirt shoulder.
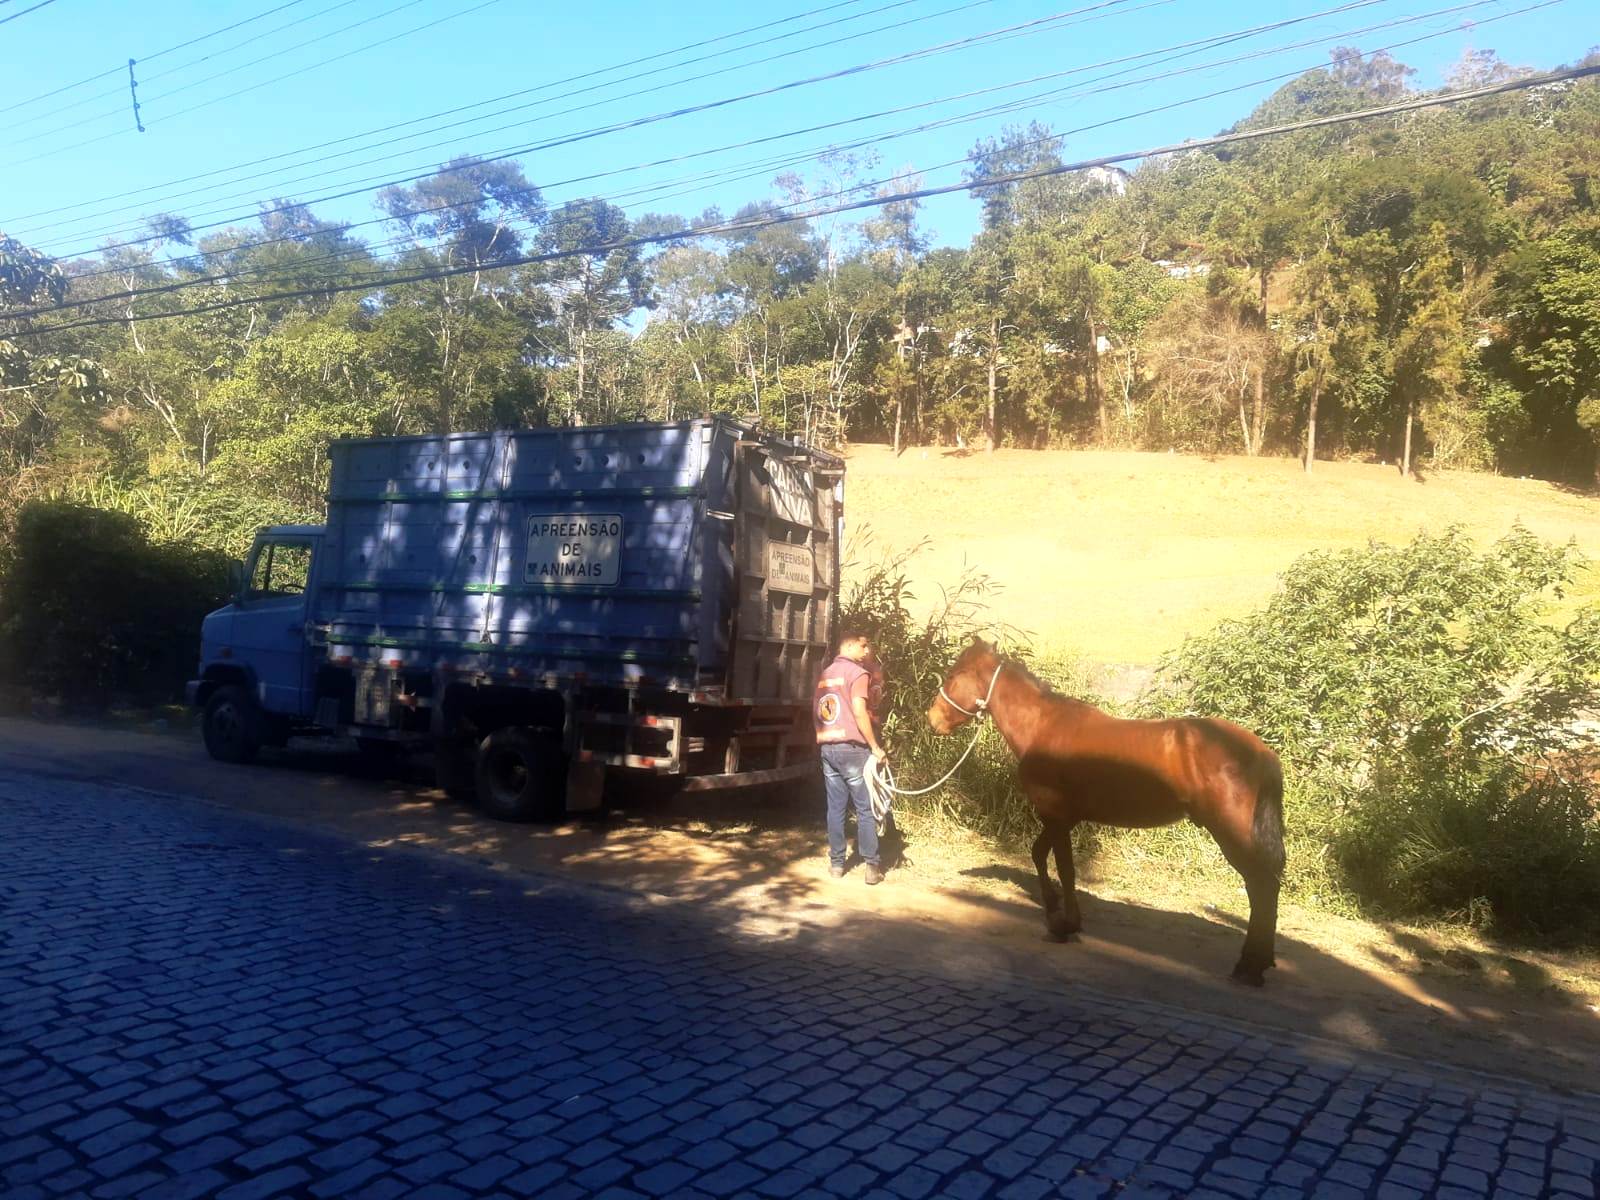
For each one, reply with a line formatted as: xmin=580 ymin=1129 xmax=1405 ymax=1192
xmin=4 ymin=715 xmax=1597 ymax=1097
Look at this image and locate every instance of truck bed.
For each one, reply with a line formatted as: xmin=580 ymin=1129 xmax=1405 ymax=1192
xmin=314 ymin=419 xmax=842 ymax=704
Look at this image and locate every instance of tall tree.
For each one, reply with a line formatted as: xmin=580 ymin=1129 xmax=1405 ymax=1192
xmin=1286 ymin=225 xmax=1377 ymax=471
xmin=720 ymin=202 xmax=819 ymax=424
xmin=1503 ymin=231 xmax=1600 ymax=484
xmin=376 ymin=158 xmax=547 ymax=433
xmin=537 ymin=198 xmax=650 ymax=424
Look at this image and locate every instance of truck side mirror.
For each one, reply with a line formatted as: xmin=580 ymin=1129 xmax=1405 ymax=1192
xmin=228 ymin=560 xmax=245 ymax=597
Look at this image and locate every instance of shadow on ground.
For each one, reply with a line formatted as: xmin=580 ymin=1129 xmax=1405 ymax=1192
xmin=2 ymin=714 xmax=1597 ymax=1093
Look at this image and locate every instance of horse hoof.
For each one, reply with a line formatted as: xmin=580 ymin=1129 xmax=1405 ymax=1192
xmin=1047 ymin=913 xmax=1081 ymax=941
xmin=1231 ymin=962 xmax=1266 ymax=987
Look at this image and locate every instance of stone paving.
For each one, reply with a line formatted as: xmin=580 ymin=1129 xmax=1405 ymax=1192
xmin=2 ymin=771 xmax=1599 ymax=1200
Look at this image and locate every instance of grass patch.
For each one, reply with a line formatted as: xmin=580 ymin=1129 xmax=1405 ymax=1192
xmin=843 ymin=445 xmax=1600 ymax=664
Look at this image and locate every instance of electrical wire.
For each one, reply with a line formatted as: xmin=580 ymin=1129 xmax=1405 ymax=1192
xmin=14 ymin=0 xmax=1269 ymax=283
xmin=0 ymin=0 xmax=57 ymax=27
xmin=11 ymin=62 xmax=1594 ymax=339
xmin=6 ymin=0 xmax=496 ymax=150
xmin=4 ymin=0 xmax=967 ymax=231
xmin=5 ymin=0 xmax=1012 ymax=169
xmin=3 ymin=0 xmax=362 ymax=127
xmin=0 ymin=0 xmax=881 ymax=218
xmin=39 ymin=0 xmax=1523 ymax=295
xmin=14 ymin=0 xmax=1178 ymax=254
xmin=0 ymin=1 xmax=311 ymax=116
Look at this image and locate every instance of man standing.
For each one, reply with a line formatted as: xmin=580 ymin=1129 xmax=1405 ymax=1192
xmin=814 ymin=627 xmax=889 ymax=884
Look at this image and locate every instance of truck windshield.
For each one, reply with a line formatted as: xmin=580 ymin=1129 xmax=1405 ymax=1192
xmin=248 ymin=541 xmax=312 ymax=597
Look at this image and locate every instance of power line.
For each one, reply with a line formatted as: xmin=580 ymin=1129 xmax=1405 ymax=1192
xmin=5 ymin=0 xmax=974 ymax=170
xmin=25 ymin=0 xmax=1523 ymax=320
xmin=4 ymin=0 xmax=950 ymax=232
xmin=6 ymin=0 xmax=491 ymax=151
xmin=33 ymin=0 xmax=1502 ymax=286
xmin=0 ymin=1 xmax=312 ymax=116
xmin=0 ymin=0 xmax=880 ymax=221
xmin=790 ymin=0 xmax=1565 ymax=215
xmin=13 ymin=63 xmax=1596 ymax=338
xmin=19 ymin=0 xmax=1162 ymax=255
xmin=0 ymin=0 xmax=56 ymax=25
xmin=2 ymin=1 xmax=359 ymax=127
xmin=8 ymin=0 xmax=1030 ymax=239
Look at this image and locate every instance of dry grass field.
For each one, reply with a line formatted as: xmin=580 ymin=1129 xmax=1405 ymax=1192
xmin=841 ymin=444 xmax=1600 ymax=665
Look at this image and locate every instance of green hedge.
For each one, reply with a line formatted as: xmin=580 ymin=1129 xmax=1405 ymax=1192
xmin=1154 ymin=528 xmax=1600 ymax=941
xmin=0 ymin=502 xmax=231 ymax=709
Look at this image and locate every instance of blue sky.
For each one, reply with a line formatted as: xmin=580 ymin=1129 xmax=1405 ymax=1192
xmin=0 ymin=0 xmax=1588 ymax=266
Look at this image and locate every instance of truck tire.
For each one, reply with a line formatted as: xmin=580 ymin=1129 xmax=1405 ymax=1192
xmin=475 ymin=728 xmax=567 ymax=822
xmin=203 ymin=685 xmax=262 ymax=764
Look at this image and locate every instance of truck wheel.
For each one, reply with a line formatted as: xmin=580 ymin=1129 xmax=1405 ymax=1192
xmin=475 ymin=728 xmax=567 ymax=822
xmin=203 ymin=685 xmax=262 ymax=764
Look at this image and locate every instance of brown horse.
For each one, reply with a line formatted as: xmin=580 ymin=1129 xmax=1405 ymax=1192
xmin=928 ymin=638 xmax=1285 ymax=985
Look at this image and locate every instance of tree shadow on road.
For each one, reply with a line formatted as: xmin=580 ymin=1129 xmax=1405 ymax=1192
xmin=5 ymin=713 xmax=1598 ymax=1094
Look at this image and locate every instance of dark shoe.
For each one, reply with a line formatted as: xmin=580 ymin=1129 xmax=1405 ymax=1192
xmin=864 ymin=863 xmax=885 ymax=886
xmin=829 ymin=865 xmax=846 ymax=879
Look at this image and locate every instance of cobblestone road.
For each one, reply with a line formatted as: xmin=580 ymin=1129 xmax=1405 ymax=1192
xmin=3 ymin=772 xmax=1599 ymax=1200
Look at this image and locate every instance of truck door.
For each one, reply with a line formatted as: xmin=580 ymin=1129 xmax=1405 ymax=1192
xmin=233 ymin=535 xmax=319 ymax=717
xmin=727 ymin=442 xmax=838 ymax=704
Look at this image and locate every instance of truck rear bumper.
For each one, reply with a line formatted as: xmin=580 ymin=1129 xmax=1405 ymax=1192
xmin=184 ymin=680 xmax=203 ymax=709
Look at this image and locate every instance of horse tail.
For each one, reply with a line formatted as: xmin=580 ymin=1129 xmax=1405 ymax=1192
xmin=1252 ymin=750 xmax=1286 ymax=880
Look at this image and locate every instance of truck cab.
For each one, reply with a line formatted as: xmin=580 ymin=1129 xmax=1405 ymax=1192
xmin=188 ymin=524 xmax=325 ymax=761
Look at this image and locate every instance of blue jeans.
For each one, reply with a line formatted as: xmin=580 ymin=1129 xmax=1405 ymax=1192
xmin=821 ymin=743 xmax=877 ymax=869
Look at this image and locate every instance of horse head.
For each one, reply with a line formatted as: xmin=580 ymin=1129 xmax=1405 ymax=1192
xmin=927 ymin=636 xmax=1001 ymax=735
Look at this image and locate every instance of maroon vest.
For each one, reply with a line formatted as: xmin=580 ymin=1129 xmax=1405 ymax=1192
xmin=815 ymin=656 xmax=869 ymax=745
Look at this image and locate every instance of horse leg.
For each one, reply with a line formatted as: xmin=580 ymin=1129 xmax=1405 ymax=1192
xmin=1240 ymin=871 xmax=1280 ymax=980
xmin=1210 ymin=829 xmax=1281 ymax=987
xmin=1047 ymin=820 xmax=1082 ymax=940
xmin=1031 ymin=826 xmax=1061 ymax=925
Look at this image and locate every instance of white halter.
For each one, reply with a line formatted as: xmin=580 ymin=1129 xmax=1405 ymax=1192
xmin=939 ymin=662 xmax=1004 ymax=723
xmin=868 ymin=659 xmax=1005 ymax=808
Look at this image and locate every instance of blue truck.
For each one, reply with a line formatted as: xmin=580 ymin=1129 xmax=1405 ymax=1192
xmin=187 ymin=419 xmax=843 ymax=819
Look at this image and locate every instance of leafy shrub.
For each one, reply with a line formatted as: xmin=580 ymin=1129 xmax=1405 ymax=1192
xmin=1152 ymin=527 xmax=1600 ymax=940
xmin=0 ymin=502 xmax=231 ymax=708
xmin=62 ymin=474 xmax=295 ymax=558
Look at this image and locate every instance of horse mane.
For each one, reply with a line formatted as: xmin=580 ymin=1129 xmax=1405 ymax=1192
xmin=996 ymin=651 xmax=1099 ymax=710
xmin=959 ymin=642 xmax=1095 ymax=709
xmin=1004 ymin=656 xmax=1057 ymax=695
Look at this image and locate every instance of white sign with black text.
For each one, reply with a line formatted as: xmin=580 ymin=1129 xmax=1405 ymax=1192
xmin=525 ymin=513 xmax=622 ymax=586
xmin=766 ymin=541 xmax=815 ymax=595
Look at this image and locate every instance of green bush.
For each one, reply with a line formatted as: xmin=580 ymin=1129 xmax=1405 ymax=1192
xmin=0 ymin=502 xmax=231 ymax=709
xmin=62 ymin=474 xmax=295 ymax=559
xmin=1152 ymin=527 xmax=1600 ymax=941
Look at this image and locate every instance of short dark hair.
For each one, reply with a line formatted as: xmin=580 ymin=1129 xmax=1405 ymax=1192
xmin=837 ymin=625 xmax=871 ymax=647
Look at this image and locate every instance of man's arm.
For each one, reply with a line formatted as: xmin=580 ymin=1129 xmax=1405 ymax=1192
xmin=851 ymin=680 xmax=886 ymax=758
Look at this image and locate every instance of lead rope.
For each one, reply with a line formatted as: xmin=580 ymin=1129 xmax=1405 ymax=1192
xmin=864 ymin=663 xmax=1003 ymax=834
